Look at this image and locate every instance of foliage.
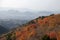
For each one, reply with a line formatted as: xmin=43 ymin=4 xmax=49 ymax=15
xmin=6 ymin=32 xmax=16 ymax=40
xmin=6 ymin=33 xmax=12 ymax=40
xmin=12 ymin=32 xmax=16 ymax=40
xmin=50 ymin=38 xmax=57 ymax=40
xmin=29 ymin=20 xmax=36 ymax=24
xmin=42 ymin=35 xmax=50 ymax=40
xmin=41 ymin=16 xmax=46 ymax=19
xmin=42 ymin=34 xmax=57 ymax=40
xmin=1 ymin=14 xmax=60 ymax=40
xmin=50 ymin=14 xmax=54 ymax=16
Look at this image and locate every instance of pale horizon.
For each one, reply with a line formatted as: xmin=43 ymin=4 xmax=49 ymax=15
xmin=0 ymin=0 xmax=60 ymax=11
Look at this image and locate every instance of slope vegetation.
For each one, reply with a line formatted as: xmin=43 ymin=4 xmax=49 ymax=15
xmin=0 ymin=14 xmax=60 ymax=40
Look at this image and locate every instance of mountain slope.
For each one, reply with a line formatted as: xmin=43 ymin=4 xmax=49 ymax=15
xmin=0 ymin=19 xmax=28 ymax=29
xmin=0 ymin=14 xmax=60 ymax=40
xmin=0 ymin=25 xmax=9 ymax=35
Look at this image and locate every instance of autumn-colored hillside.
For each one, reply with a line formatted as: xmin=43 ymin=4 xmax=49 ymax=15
xmin=0 ymin=14 xmax=60 ymax=40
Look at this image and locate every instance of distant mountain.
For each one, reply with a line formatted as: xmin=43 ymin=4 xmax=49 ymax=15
xmin=0 ymin=9 xmax=56 ymax=20
xmin=0 ymin=25 xmax=9 ymax=35
xmin=0 ymin=14 xmax=60 ymax=40
xmin=0 ymin=10 xmax=56 ymax=30
xmin=0 ymin=18 xmax=29 ymax=35
xmin=0 ymin=19 xmax=29 ymax=29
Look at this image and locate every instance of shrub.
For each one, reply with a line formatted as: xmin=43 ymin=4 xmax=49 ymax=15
xmin=50 ymin=38 xmax=57 ymax=40
xmin=29 ymin=20 xmax=36 ymax=24
xmin=42 ymin=34 xmax=57 ymax=40
xmin=50 ymin=14 xmax=54 ymax=16
xmin=41 ymin=16 xmax=45 ymax=19
xmin=12 ymin=32 xmax=16 ymax=40
xmin=38 ymin=16 xmax=41 ymax=18
xmin=42 ymin=35 xmax=50 ymax=40
xmin=6 ymin=33 xmax=12 ymax=40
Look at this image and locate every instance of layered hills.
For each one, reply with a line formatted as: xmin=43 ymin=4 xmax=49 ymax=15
xmin=0 ymin=14 xmax=60 ymax=40
xmin=0 ymin=25 xmax=9 ymax=35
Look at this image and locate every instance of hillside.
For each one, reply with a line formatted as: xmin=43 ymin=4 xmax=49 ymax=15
xmin=0 ymin=14 xmax=60 ymax=40
xmin=0 ymin=19 xmax=28 ymax=29
xmin=0 ymin=25 xmax=9 ymax=35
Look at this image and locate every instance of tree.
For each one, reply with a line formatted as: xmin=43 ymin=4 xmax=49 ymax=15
xmin=42 ymin=34 xmax=57 ymax=40
xmin=6 ymin=33 xmax=12 ymax=40
xmin=42 ymin=35 xmax=50 ymax=40
xmin=50 ymin=14 xmax=54 ymax=16
xmin=12 ymin=32 xmax=16 ymax=40
xmin=50 ymin=38 xmax=57 ymax=40
xmin=29 ymin=20 xmax=36 ymax=24
xmin=41 ymin=16 xmax=45 ymax=19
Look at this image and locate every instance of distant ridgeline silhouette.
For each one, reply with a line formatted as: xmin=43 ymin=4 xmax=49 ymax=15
xmin=0 ymin=14 xmax=60 ymax=40
xmin=0 ymin=25 xmax=9 ymax=35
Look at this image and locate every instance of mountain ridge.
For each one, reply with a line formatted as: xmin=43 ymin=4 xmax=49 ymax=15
xmin=0 ymin=25 xmax=9 ymax=35
xmin=0 ymin=14 xmax=60 ymax=40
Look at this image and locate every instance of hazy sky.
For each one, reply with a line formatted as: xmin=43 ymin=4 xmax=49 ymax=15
xmin=0 ymin=0 xmax=60 ymax=11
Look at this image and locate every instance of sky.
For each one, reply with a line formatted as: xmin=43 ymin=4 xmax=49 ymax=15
xmin=0 ymin=0 xmax=60 ymax=11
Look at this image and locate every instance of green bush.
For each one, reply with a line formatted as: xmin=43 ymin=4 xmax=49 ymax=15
xmin=6 ymin=32 xmax=16 ymax=40
xmin=50 ymin=14 xmax=54 ymax=16
xmin=42 ymin=35 xmax=50 ymax=40
xmin=6 ymin=33 xmax=12 ymax=40
xmin=42 ymin=34 xmax=57 ymax=40
xmin=41 ymin=16 xmax=45 ymax=19
xmin=12 ymin=32 xmax=16 ymax=40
